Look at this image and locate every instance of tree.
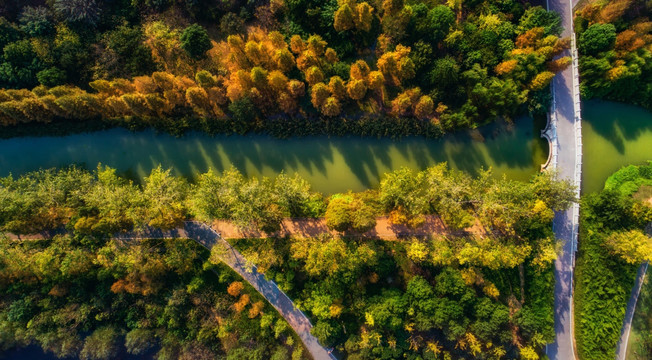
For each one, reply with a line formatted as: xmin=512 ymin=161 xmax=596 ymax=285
xmin=180 ymin=24 xmax=212 ymax=59
xmin=334 ymin=4 xmax=355 ymax=32
xmin=424 ymin=5 xmax=455 ymax=43
xmin=79 ymin=327 xmax=120 ymax=360
xmin=228 ymin=96 xmax=256 ymax=133
xmin=414 ymin=95 xmax=434 ymax=119
xmin=321 ymin=96 xmax=341 ymax=117
xmin=325 ymin=196 xmax=352 ymax=231
xmin=311 ymin=83 xmax=330 ymax=109
xmin=54 ymin=0 xmax=100 ymax=25
xmin=347 ymin=79 xmax=367 ymax=100
xmin=517 ymin=6 xmax=562 ymax=36
xmin=19 ymin=6 xmax=54 ymax=37
xmin=354 ymin=2 xmax=374 ymax=32
xmin=579 ymin=23 xmax=616 ymax=55
xmin=305 ymin=66 xmax=324 ymax=85
xmin=605 ymin=230 xmax=652 ymax=265
xmin=0 ymin=40 xmax=43 ymax=88
xmin=220 ymin=12 xmax=245 ymax=35
xmin=142 ymin=166 xmax=187 ymax=230
xmin=125 ymin=329 xmax=156 ymax=355
xmin=380 ymin=167 xmax=429 ymax=224
xmin=37 ymin=67 xmax=66 ymax=87
xmin=97 ymin=25 xmax=156 ymax=78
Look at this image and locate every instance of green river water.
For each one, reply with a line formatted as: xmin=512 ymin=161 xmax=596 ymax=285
xmin=0 ymin=100 xmax=649 ymax=194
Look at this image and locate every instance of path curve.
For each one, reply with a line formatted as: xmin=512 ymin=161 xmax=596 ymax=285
xmin=115 ymin=221 xmax=337 ymax=360
xmin=615 ymin=262 xmax=649 ymax=360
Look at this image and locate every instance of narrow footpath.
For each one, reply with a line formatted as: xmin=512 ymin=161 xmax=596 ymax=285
xmin=616 ymin=262 xmax=649 ymax=360
xmin=116 ymin=221 xmax=337 ymax=360
xmin=545 ymin=0 xmax=583 ymax=358
xmin=616 ymin=221 xmax=652 ymax=359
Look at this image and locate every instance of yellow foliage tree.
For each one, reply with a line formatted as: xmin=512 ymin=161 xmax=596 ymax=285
xmin=529 ymin=71 xmax=555 ymax=91
xmin=321 ymin=96 xmax=341 ymax=117
xmin=347 ymin=79 xmax=367 ymax=100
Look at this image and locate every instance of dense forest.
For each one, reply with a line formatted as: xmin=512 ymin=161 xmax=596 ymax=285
xmin=0 ymin=0 xmax=568 ymax=137
xmin=0 ymin=235 xmax=307 ymax=360
xmin=574 ymin=163 xmax=652 ymax=360
xmin=0 ymin=164 xmax=576 ymax=358
xmin=575 ymin=0 xmax=652 ymax=110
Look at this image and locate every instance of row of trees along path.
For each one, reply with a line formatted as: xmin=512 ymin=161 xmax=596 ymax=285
xmin=6 ymin=216 xmax=490 ymax=360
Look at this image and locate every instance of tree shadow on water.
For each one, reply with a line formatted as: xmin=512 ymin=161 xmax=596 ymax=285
xmin=583 ymin=100 xmax=652 ymax=155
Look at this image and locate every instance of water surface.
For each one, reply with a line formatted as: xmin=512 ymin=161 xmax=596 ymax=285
xmin=582 ymin=100 xmax=652 ymax=194
xmin=0 ymin=118 xmax=546 ymax=193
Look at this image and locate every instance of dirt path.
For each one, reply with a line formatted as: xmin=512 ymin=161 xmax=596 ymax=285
xmin=211 ymin=215 xmax=489 ymax=240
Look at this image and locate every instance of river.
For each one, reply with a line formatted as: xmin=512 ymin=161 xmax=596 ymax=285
xmin=0 ymin=117 xmax=546 ymax=194
xmin=0 ymin=100 xmax=649 ymax=194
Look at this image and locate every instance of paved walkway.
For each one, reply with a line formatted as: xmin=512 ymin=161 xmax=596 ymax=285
xmin=115 ymin=221 xmax=337 ymax=360
xmin=616 ymin=262 xmax=649 ymax=360
xmin=616 ymin=222 xmax=652 ymax=359
xmin=545 ymin=0 xmax=583 ymax=359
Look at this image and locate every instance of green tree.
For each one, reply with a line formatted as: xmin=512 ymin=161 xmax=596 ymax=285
xmin=97 ymin=25 xmax=156 ymax=78
xmin=180 ymin=24 xmax=212 ymax=59
xmin=579 ymin=23 xmax=616 ymax=55
xmin=143 ymin=166 xmax=187 ymax=230
xmin=37 ymin=67 xmax=66 ymax=87
xmin=19 ymin=6 xmax=54 ymax=37
xmin=517 ymin=6 xmax=562 ymax=36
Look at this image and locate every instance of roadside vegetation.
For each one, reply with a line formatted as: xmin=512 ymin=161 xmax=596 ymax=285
xmin=574 ymin=0 xmax=652 ymax=110
xmin=0 ymin=0 xmax=568 ymax=137
xmin=0 ymin=163 xmax=575 ymax=359
xmin=574 ymin=162 xmax=652 ymax=360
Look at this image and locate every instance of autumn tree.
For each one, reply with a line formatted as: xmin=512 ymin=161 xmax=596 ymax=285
xmin=605 ymin=230 xmax=652 ymax=264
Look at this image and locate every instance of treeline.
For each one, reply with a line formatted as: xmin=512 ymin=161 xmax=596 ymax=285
xmin=575 ymin=0 xmax=652 ymax=110
xmin=0 ymin=235 xmax=307 ymax=360
xmin=0 ymin=164 xmax=575 ymax=239
xmin=574 ymin=163 xmax=652 ymax=360
xmin=0 ymin=0 xmax=569 ymax=137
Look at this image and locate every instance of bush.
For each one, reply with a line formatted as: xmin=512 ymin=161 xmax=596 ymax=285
xmin=180 ymin=24 xmax=212 ymax=59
